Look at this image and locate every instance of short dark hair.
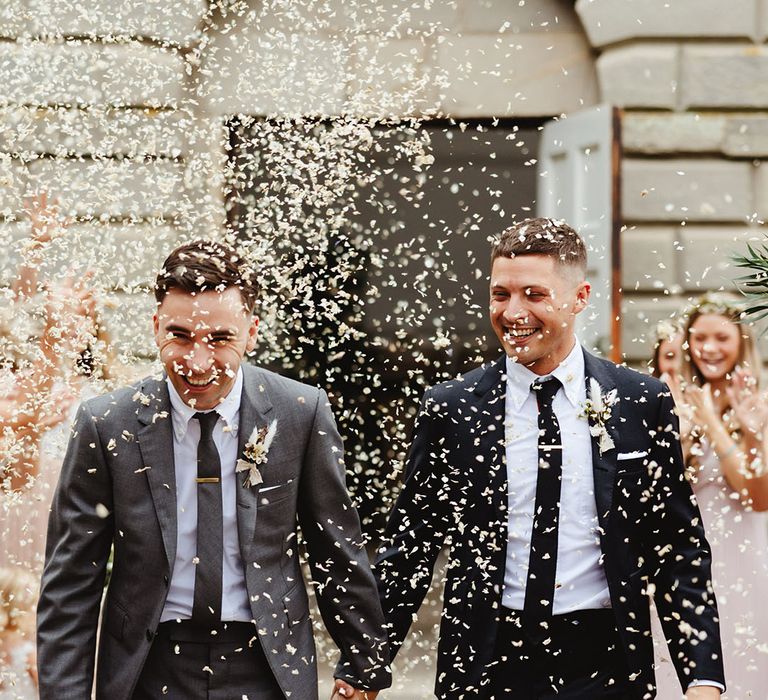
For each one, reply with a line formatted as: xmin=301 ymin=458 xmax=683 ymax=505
xmin=491 ymin=217 xmax=587 ymax=275
xmin=155 ymin=239 xmax=258 ymax=313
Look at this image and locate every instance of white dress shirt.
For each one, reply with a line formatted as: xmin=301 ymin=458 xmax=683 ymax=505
xmin=500 ymin=341 xmax=723 ymax=693
xmin=502 ymin=340 xmax=611 ymax=612
xmin=160 ymin=367 xmax=252 ymax=622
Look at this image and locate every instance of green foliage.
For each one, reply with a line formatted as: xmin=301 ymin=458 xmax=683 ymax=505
xmin=733 ymin=240 xmax=768 ymax=326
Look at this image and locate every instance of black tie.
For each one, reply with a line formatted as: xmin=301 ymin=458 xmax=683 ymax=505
xmin=523 ymin=377 xmax=563 ymax=641
xmin=192 ymin=411 xmax=223 ymax=624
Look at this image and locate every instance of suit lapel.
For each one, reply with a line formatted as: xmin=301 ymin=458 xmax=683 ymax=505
xmin=582 ymin=349 xmax=620 ymax=531
xmin=137 ymin=377 xmax=177 ymax=573
xmin=235 ymin=366 xmax=275 ymax=554
xmin=472 ymin=356 xmax=508 ymax=582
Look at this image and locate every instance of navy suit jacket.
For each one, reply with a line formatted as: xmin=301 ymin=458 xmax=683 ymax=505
xmin=375 ymin=349 xmax=725 ymax=699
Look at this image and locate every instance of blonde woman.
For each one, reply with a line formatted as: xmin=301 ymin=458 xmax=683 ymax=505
xmin=654 ymin=294 xmax=768 ymax=698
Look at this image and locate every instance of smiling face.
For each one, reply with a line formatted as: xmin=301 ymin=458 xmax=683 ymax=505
xmin=154 ymin=287 xmax=258 ymax=410
xmin=655 ymin=334 xmax=683 ymax=377
xmin=688 ymin=313 xmax=741 ymax=383
xmin=489 ymin=254 xmax=590 ymax=375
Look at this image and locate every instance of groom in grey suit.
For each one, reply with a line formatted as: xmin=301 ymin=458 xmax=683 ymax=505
xmin=37 ymin=240 xmax=390 ymax=700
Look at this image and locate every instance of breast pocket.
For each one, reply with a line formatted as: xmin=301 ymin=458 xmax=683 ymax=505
xmin=257 ymin=480 xmax=296 ymax=507
xmin=616 ymin=456 xmax=650 ymax=475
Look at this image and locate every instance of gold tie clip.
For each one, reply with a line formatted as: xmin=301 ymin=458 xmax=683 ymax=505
xmin=195 ymin=477 xmax=220 ymax=484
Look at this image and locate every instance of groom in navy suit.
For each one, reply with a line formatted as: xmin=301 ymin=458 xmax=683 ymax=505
xmin=375 ymin=218 xmax=725 ymax=699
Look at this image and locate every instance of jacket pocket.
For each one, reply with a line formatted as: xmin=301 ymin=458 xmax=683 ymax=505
xmin=283 ymin=583 xmax=309 ymax=627
xmin=105 ymin=598 xmax=128 ymax=641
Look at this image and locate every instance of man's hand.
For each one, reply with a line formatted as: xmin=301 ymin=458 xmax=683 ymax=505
xmin=331 ymin=678 xmax=379 ymax=700
xmin=685 ymin=686 xmax=721 ymax=699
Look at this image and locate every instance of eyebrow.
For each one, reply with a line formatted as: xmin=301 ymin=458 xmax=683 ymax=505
xmin=164 ymin=325 xmax=237 ymax=337
xmin=490 ymin=283 xmax=549 ymax=291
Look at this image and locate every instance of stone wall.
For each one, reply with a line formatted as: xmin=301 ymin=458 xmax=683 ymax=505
xmin=576 ymin=0 xmax=768 ymax=361
xmin=1 ymin=0 xmax=598 ymax=360
xmin=194 ymin=0 xmax=598 ymax=118
xmin=6 ymin=0 xmax=765 ymax=365
xmin=0 ymin=1 xmax=215 ymax=358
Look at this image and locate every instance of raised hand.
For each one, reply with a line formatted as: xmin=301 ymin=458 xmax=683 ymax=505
xmin=726 ymin=367 xmax=768 ymax=438
xmin=14 ymin=191 xmax=69 ymax=300
xmin=682 ymin=383 xmax=718 ymax=433
xmin=23 ymin=191 xmax=67 ymax=247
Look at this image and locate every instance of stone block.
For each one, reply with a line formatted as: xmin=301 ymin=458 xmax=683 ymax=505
xmin=458 ymin=0 xmax=583 ymax=34
xmin=0 ymin=155 xmax=26 ymax=217
xmin=622 ymin=159 xmax=752 ymax=222
xmin=27 ymin=158 xmax=187 ymax=219
xmin=750 ymin=162 xmax=768 ymax=220
xmin=0 ymin=219 xmax=181 ymax=291
xmin=681 ymin=45 xmax=768 ymax=109
xmin=347 ymin=37 xmax=437 ymax=117
xmin=0 ymin=41 xmax=186 ymax=108
xmin=620 ymin=226 xmax=676 ymax=292
xmin=596 ymin=44 xmax=678 ymax=109
xmin=436 ymin=33 xmax=598 ymax=117
xmin=677 ymin=225 xmax=763 ymax=292
xmin=25 ymin=0 xmax=206 ymax=47
xmin=0 ymin=106 xmax=190 ymax=158
xmin=576 ymin=0 xmax=756 ymax=47
xmin=622 ymin=112 xmax=726 ymax=155
xmin=0 ymin=4 xmax=27 ymax=38
xmin=620 ymin=296 xmax=687 ymax=362
xmin=722 ymin=116 xmax=768 ymax=157
xmin=197 ymin=31 xmax=348 ymax=115
xmin=249 ymin=0 xmax=459 ymax=35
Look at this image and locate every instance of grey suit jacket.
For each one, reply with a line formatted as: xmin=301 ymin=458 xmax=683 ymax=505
xmin=37 ymin=364 xmax=391 ymax=700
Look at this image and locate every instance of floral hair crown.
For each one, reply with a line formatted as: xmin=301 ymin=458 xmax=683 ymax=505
xmin=687 ymin=292 xmax=744 ymax=320
xmin=653 ymin=318 xmax=683 ymax=343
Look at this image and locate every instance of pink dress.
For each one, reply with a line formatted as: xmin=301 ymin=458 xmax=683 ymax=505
xmin=0 ymin=383 xmax=102 ymax=574
xmin=653 ymin=445 xmax=768 ymax=697
xmin=0 ymin=641 xmax=37 ymax=699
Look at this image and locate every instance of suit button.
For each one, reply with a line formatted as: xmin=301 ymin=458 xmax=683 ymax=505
xmin=146 ymin=629 xmax=154 ymax=641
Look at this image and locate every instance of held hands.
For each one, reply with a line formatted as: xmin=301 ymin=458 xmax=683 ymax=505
xmin=331 ymin=678 xmax=379 ymax=700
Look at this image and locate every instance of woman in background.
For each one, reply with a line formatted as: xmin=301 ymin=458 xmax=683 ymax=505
xmin=649 ymin=318 xmax=684 ymax=380
xmin=653 ymin=295 xmax=768 ymax=698
xmin=0 ymin=566 xmax=37 ymax=699
xmin=1 ymin=194 xmax=120 ymax=574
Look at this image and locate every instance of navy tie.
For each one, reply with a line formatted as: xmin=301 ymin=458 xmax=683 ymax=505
xmin=523 ymin=377 xmax=563 ymax=641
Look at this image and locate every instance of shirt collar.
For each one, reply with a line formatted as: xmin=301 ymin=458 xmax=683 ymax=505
xmin=166 ymin=366 xmax=243 ymax=441
xmin=504 ymin=338 xmax=584 ymax=411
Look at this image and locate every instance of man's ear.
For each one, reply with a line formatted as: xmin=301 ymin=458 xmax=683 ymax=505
xmin=573 ymin=281 xmax=591 ymax=314
xmin=245 ymin=316 xmax=259 ymax=353
xmin=152 ymin=312 xmax=160 ymax=339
